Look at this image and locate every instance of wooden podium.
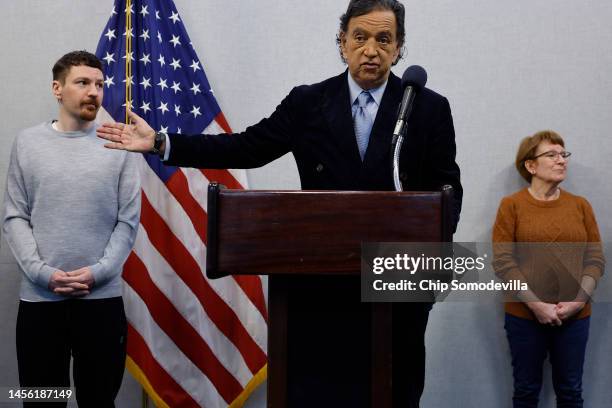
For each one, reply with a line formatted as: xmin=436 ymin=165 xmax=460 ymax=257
xmin=207 ymin=184 xmax=453 ymax=408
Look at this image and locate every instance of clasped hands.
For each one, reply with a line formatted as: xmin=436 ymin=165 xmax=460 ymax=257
xmin=48 ymin=267 xmax=95 ymax=297
xmin=527 ymin=301 xmax=586 ymax=327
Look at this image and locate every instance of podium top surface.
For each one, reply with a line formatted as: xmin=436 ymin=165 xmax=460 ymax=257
xmin=207 ymin=188 xmax=452 ymax=277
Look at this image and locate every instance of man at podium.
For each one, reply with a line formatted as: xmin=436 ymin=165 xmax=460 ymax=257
xmin=98 ymin=0 xmax=462 ymax=406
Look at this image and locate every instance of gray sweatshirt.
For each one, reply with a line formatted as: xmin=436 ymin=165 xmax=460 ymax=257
xmin=2 ymin=121 xmax=141 ymax=301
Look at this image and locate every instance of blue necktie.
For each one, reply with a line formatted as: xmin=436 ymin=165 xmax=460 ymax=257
xmin=354 ymin=91 xmax=374 ymax=160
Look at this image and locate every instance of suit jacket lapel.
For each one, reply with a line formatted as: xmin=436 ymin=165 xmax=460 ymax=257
xmin=321 ymin=71 xmax=363 ymax=169
xmin=363 ymin=72 xmax=401 ymax=168
xmin=320 ymin=71 xmax=402 ymax=174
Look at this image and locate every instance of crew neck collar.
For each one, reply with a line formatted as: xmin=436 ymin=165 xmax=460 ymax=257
xmin=47 ymin=120 xmax=96 ymax=138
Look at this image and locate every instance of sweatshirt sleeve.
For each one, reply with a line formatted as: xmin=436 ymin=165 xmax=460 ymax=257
xmin=492 ymin=196 xmax=526 ymax=283
xmin=2 ymin=137 xmax=56 ymax=288
xmin=89 ymin=152 xmax=141 ymax=286
xmin=579 ymin=198 xmax=605 ymax=281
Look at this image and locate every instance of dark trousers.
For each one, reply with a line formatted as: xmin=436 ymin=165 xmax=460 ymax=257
xmin=287 ymin=275 xmax=430 ymax=408
xmin=504 ymin=313 xmax=590 ymax=408
xmin=392 ymin=303 xmax=431 ymax=408
xmin=16 ymin=297 xmax=127 ymax=408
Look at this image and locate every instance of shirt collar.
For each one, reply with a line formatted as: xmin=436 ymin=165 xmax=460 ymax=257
xmin=347 ymin=72 xmax=388 ymax=107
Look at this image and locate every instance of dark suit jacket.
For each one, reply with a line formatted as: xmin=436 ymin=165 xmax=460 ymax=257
xmin=167 ymin=70 xmax=462 ymax=229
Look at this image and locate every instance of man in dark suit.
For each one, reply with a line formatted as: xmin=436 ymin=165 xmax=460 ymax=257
xmin=98 ymin=0 xmax=461 ymax=406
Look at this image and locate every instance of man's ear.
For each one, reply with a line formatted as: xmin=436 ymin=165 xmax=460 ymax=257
xmin=52 ymin=80 xmax=62 ymax=101
xmin=393 ymin=41 xmax=401 ymax=64
xmin=339 ymin=31 xmax=347 ymax=60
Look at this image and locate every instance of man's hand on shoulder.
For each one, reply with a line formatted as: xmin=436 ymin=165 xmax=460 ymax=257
xmin=49 ymin=267 xmax=94 ymax=297
xmin=97 ymin=110 xmax=158 ymax=153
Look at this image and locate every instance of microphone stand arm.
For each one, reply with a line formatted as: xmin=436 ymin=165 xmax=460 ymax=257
xmin=391 ymin=88 xmax=417 ymax=192
xmin=391 ymin=127 xmax=406 ymax=192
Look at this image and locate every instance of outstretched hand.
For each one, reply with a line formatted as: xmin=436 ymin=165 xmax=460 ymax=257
xmin=97 ymin=110 xmax=157 ymax=152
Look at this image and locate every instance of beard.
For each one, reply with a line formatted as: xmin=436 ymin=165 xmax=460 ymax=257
xmin=79 ymin=102 xmax=100 ymax=121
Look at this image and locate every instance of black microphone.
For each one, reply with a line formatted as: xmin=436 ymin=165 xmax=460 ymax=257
xmin=391 ymin=65 xmax=427 ymax=144
xmin=391 ymin=65 xmax=427 ymax=191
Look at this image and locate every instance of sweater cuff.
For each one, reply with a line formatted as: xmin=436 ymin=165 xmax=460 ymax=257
xmin=89 ymin=263 xmax=107 ymax=287
xmin=497 ymin=267 xmax=526 ymax=284
xmin=582 ymin=264 xmax=603 ymax=281
xmin=36 ymin=265 xmax=56 ymax=289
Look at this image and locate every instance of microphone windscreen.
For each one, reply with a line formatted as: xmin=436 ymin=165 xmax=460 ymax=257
xmin=401 ymin=65 xmax=427 ymax=90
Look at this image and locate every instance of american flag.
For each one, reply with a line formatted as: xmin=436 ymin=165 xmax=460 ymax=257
xmin=95 ymin=1 xmax=268 ymax=406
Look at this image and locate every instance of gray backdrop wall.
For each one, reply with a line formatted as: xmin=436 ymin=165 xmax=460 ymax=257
xmin=1 ymin=1 xmax=611 ymax=407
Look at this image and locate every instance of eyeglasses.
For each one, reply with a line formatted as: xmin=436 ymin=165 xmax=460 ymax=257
xmin=532 ymin=150 xmax=572 ymax=161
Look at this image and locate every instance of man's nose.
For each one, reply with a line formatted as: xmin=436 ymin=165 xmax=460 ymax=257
xmin=363 ymin=39 xmax=378 ymax=57
xmin=88 ymin=84 xmax=99 ymax=96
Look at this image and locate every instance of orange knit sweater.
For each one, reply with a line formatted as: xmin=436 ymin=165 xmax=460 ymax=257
xmin=492 ymin=188 xmax=604 ymax=320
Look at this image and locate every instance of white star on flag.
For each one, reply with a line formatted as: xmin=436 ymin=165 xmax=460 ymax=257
xmin=104 ymin=29 xmax=116 ymax=41
xmin=122 ymin=75 xmax=134 ymax=86
xmin=157 ymin=78 xmax=168 ymax=91
xmin=140 ymin=101 xmax=152 ymax=114
xmin=140 ymin=77 xmax=152 ymax=90
xmin=189 ymin=60 xmax=201 ymax=72
xmin=158 ymin=102 xmax=169 ymax=115
xmin=171 ymin=81 xmax=182 ymax=93
xmin=169 ymin=11 xmax=181 ymax=24
xmin=140 ymin=53 xmax=151 ymax=66
xmin=121 ymin=99 xmax=133 ymax=110
xmin=102 ymin=52 xmax=115 ymax=65
xmin=190 ymin=82 xmax=201 ymax=95
xmin=122 ymin=51 xmax=134 ymax=61
xmin=104 ymin=75 xmax=115 ymax=88
xmin=139 ymin=5 xmax=149 ymax=17
xmin=170 ymin=58 xmax=182 ymax=70
xmin=190 ymin=105 xmax=201 ymax=118
xmin=169 ymin=34 xmax=181 ymax=47
xmin=157 ymin=55 xmax=165 ymax=67
xmin=174 ymin=104 xmax=181 ymax=116
xmin=140 ymin=29 xmax=150 ymax=41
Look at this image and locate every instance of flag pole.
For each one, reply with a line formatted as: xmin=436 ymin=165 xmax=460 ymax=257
xmin=124 ymin=0 xmax=132 ymax=124
xmin=125 ymin=1 xmax=145 ymax=406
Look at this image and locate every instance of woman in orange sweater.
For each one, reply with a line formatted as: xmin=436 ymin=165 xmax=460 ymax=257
xmin=492 ymin=130 xmax=604 ymax=408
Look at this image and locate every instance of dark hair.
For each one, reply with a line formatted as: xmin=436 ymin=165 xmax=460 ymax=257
xmin=515 ymin=130 xmax=565 ymax=182
xmin=336 ymin=0 xmax=406 ymax=65
xmin=52 ymin=50 xmax=103 ymax=84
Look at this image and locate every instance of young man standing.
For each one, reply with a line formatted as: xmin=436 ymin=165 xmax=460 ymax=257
xmin=2 ymin=50 xmax=141 ymax=407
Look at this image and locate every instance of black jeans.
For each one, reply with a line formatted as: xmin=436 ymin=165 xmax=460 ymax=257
xmin=16 ymin=297 xmax=127 ymax=408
